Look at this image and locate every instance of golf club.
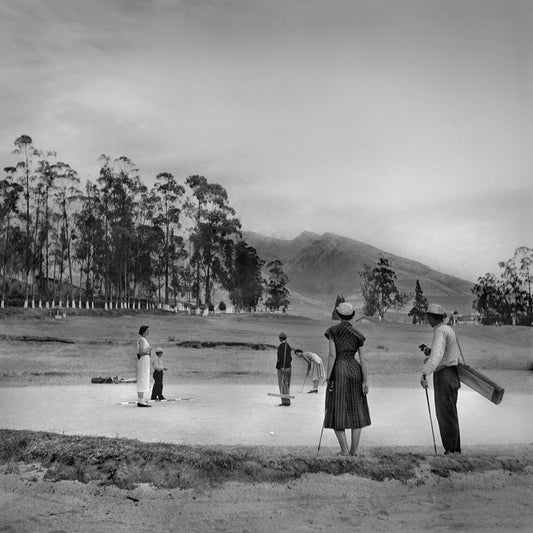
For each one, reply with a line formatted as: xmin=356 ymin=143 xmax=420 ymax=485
xmin=317 ymin=408 xmax=327 ymax=455
xmin=299 ymin=374 xmax=308 ymax=393
xmin=424 ymin=387 xmax=438 ymax=455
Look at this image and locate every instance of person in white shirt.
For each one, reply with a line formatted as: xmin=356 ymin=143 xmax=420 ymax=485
xmin=136 ymin=325 xmax=152 ymax=407
xmin=294 ymin=349 xmax=325 ymax=393
xmin=420 ymin=303 xmax=461 ymax=454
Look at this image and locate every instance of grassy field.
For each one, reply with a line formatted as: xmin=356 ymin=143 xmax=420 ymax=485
xmin=1 ymin=308 xmax=531 ymax=388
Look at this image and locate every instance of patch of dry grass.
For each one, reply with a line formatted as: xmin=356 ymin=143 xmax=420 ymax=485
xmin=1 ymin=310 xmax=531 ymax=388
xmin=1 ymin=429 xmax=532 ymax=491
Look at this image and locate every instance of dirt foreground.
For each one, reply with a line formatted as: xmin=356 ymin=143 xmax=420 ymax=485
xmin=1 ymin=451 xmax=532 ymax=533
xmin=1 ymin=430 xmax=532 ymax=533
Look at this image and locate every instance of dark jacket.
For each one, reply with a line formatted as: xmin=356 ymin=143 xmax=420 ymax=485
xmin=276 ymin=341 xmax=292 ymax=369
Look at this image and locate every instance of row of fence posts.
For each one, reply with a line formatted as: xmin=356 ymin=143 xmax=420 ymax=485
xmin=0 ymin=300 xmax=183 ymax=311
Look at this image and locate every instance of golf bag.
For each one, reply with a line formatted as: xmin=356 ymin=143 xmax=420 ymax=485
xmin=457 ymin=362 xmax=505 ymax=405
xmin=457 ymin=339 xmax=504 ymax=405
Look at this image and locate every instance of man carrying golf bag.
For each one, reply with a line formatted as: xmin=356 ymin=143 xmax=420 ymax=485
xmin=420 ymin=303 xmax=462 ymax=455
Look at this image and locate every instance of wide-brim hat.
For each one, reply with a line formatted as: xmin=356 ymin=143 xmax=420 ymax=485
xmin=336 ymin=302 xmax=356 ymax=320
xmin=426 ymin=303 xmax=447 ymax=317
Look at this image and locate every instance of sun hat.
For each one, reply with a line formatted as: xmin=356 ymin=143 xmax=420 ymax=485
xmin=155 ymin=347 xmax=163 ymax=354
xmin=279 ymin=332 xmax=287 ymax=340
xmin=426 ymin=303 xmax=447 ymax=317
xmin=336 ymin=302 xmax=355 ymax=320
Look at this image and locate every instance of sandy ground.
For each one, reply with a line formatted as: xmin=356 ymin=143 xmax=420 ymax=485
xmin=1 ymin=383 xmax=532 ymax=448
xmin=1 ymin=382 xmax=532 ymax=532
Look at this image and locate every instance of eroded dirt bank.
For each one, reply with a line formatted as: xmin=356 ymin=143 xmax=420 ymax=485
xmin=1 ymin=430 xmax=532 ymax=533
xmin=1 ymin=429 xmax=532 ymax=490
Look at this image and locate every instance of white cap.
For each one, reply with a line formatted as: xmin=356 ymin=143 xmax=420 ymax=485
xmin=426 ymin=303 xmax=447 ymax=317
xmin=336 ymin=302 xmax=355 ymax=319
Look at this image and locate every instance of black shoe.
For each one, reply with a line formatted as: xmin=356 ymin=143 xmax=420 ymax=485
xmin=137 ymin=402 xmax=151 ymax=407
xmin=308 ymin=389 xmax=318 ymax=393
xmin=158 ymin=396 xmax=166 ymax=400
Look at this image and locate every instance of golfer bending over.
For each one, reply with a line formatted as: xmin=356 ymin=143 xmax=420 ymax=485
xmin=324 ymin=302 xmax=370 ymax=456
xmin=420 ymin=303 xmax=461 ymax=455
xmin=294 ymin=349 xmax=325 ymax=393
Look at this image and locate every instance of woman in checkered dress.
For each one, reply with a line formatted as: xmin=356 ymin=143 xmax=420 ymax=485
xmin=324 ymin=302 xmax=371 ymax=455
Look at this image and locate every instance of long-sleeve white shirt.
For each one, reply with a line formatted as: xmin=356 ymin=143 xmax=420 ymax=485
xmin=423 ymin=323 xmax=460 ymax=376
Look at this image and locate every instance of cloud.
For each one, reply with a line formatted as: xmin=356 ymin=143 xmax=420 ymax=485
xmin=0 ymin=0 xmax=531 ymax=282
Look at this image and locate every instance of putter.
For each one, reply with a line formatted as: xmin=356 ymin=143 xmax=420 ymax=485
xmin=299 ymin=375 xmax=308 ymax=393
xmin=424 ymin=387 xmax=438 ymax=455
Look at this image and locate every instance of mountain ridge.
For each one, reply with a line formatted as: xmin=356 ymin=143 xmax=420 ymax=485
xmin=243 ymin=230 xmax=475 ymax=316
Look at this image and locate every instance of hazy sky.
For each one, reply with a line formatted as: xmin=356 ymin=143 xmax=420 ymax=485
xmin=1 ymin=0 xmax=531 ymax=281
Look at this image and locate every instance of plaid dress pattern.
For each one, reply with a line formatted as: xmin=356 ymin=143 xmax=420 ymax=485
xmin=324 ymin=321 xmax=371 ymax=430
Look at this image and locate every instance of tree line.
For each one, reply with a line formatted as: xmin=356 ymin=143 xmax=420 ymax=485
xmin=0 ymin=135 xmax=289 ymax=312
xmin=471 ymin=247 xmax=533 ymax=325
xmin=359 ymin=249 xmax=533 ymax=326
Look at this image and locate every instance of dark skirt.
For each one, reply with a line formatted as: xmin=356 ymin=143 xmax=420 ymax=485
xmin=325 ymin=353 xmax=371 ymax=430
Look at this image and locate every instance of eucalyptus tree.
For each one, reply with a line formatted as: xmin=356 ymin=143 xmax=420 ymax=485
xmin=130 ymin=186 xmax=159 ymax=306
xmin=52 ymin=162 xmax=81 ymax=306
xmin=515 ymin=247 xmax=533 ymax=323
xmin=32 ymin=151 xmax=58 ymax=305
xmin=265 ymin=259 xmax=289 ymax=312
xmin=472 ymin=247 xmax=533 ymax=325
xmin=223 ymin=240 xmax=264 ymax=311
xmin=0 ymin=171 xmax=23 ymax=306
xmin=74 ymin=181 xmax=104 ymax=306
xmin=96 ymin=155 xmax=143 ymax=307
xmin=110 ymin=156 xmax=143 ymax=306
xmin=497 ymin=247 xmax=533 ymax=325
xmin=166 ymin=228 xmax=187 ymax=306
xmin=185 ymin=175 xmax=241 ymax=307
xmin=96 ymin=155 xmax=114 ymax=306
xmin=472 ymin=273 xmax=504 ymax=324
xmin=153 ymin=172 xmax=186 ymax=306
xmin=359 ymin=264 xmax=378 ymax=316
xmin=11 ymin=135 xmax=38 ymax=306
xmin=359 ymin=257 xmax=409 ymax=320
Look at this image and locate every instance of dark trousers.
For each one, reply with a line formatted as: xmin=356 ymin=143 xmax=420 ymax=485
xmin=277 ymin=367 xmax=291 ymax=405
xmin=151 ymin=370 xmax=164 ymax=400
xmin=433 ymin=366 xmax=461 ymax=453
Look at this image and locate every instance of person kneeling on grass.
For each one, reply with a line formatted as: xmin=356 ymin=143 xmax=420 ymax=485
xmin=151 ymin=347 xmax=167 ymax=401
xmin=294 ymin=349 xmax=325 ymax=393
